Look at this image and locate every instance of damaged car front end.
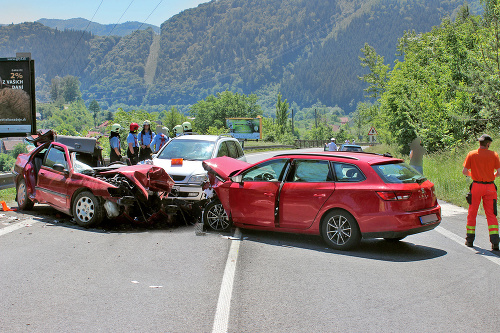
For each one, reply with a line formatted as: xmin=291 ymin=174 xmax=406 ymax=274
xmin=13 ymin=130 xmax=176 ymax=227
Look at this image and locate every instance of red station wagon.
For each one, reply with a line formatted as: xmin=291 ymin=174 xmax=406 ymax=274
xmin=202 ymin=152 xmax=441 ymax=250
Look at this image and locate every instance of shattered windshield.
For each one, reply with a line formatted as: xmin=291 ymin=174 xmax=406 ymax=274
xmin=157 ymin=139 xmax=214 ymax=161
xmin=72 ymin=153 xmax=93 ymax=174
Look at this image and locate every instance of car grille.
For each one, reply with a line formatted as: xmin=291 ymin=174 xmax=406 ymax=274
xmin=171 ymin=175 xmax=186 ymax=182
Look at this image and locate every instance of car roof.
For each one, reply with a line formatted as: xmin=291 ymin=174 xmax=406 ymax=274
xmin=172 ymin=134 xmax=237 ymax=142
xmin=273 ymin=151 xmax=403 ymax=165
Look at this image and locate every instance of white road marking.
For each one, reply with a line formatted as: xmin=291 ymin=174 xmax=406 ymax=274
xmin=0 ymin=219 xmax=38 ymax=236
xmin=435 ymin=226 xmax=500 ymax=266
xmin=212 ymin=228 xmax=242 ymax=333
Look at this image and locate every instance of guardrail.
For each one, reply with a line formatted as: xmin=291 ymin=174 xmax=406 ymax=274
xmin=0 ymin=173 xmax=15 ymax=190
xmin=243 ymin=145 xmax=295 ymax=151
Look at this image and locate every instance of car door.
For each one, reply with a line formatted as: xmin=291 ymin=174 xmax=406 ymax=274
xmin=229 ymin=158 xmax=288 ymax=227
xmin=279 ymin=159 xmax=335 ymax=229
xmin=36 ymin=144 xmax=71 ymax=211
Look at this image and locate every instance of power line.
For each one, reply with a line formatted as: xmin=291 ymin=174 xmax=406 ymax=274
xmin=57 ymin=0 xmax=104 ymax=76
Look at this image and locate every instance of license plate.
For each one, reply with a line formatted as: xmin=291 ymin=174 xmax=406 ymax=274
xmin=419 ymin=213 xmax=439 ymax=225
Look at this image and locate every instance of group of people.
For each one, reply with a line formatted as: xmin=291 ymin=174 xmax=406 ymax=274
xmin=108 ymin=120 xmax=193 ymax=165
xmin=326 ymin=138 xmax=357 ymax=151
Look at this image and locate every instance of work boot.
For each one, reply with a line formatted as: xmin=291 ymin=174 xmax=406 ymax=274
xmin=465 ymin=234 xmax=475 ymax=247
xmin=492 ymin=244 xmax=500 ymax=251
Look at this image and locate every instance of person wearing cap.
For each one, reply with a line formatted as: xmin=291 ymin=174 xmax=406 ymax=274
xmin=151 ymin=126 xmax=170 ymax=153
xmin=327 ymin=138 xmax=338 ymax=151
xmin=138 ymin=120 xmax=155 ymax=161
xmin=109 ymin=123 xmax=122 ymax=163
xmin=462 ymin=134 xmax=500 ymax=250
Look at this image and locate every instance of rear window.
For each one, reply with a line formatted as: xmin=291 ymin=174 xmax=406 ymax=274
xmin=372 ymin=163 xmax=426 ymax=184
xmin=157 ymin=139 xmax=214 ymax=161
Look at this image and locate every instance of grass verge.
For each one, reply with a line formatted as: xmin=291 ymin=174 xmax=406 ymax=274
xmin=0 ymin=187 xmax=16 ymax=204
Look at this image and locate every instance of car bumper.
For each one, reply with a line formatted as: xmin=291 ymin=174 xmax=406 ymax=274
xmin=360 ymin=205 xmax=441 ymax=239
xmin=167 ymin=184 xmax=204 ymax=201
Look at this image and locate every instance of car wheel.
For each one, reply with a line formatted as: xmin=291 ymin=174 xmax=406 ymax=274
xmin=384 ymin=236 xmax=406 ymax=242
xmin=16 ymin=178 xmax=34 ymax=210
xmin=72 ymin=191 xmax=103 ymax=228
xmin=321 ymin=209 xmax=361 ymax=250
xmin=203 ymin=200 xmax=231 ymax=231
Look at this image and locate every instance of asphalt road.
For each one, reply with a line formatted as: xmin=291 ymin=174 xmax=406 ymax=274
xmin=1 ymin=148 xmax=500 ymax=332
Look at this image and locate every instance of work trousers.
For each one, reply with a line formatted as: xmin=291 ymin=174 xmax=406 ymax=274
xmin=467 ymin=182 xmax=499 ymax=245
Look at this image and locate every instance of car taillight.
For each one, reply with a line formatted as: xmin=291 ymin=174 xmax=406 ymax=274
xmin=376 ymin=191 xmax=412 ymax=201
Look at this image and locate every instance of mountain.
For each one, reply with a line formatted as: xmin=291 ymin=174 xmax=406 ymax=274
xmin=37 ymin=18 xmax=160 ymax=36
xmin=0 ymin=0 xmax=483 ymax=114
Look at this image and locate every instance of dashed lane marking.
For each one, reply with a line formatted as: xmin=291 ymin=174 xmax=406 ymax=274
xmin=212 ymin=228 xmax=242 ymax=333
xmin=0 ymin=220 xmax=38 ymax=236
xmin=435 ymin=226 xmax=500 ymax=266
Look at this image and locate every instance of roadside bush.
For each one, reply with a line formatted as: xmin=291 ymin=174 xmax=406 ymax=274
xmin=0 ymin=154 xmax=16 ymax=172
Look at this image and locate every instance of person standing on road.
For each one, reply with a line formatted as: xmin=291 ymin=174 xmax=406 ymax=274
xmin=138 ymin=120 xmax=155 ymax=161
xmin=127 ymin=123 xmax=140 ymax=165
xmin=151 ymin=126 xmax=170 ymax=153
xmin=327 ymin=138 xmax=338 ymax=151
xmin=462 ymin=134 xmax=500 ymax=250
xmin=409 ymin=137 xmax=426 ymax=175
xmin=109 ymin=123 xmax=122 ymax=164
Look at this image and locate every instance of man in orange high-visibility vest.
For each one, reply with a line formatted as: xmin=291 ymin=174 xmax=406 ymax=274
xmin=463 ymin=134 xmax=500 ymax=251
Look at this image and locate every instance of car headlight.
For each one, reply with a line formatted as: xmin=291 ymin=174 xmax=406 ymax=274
xmin=188 ymin=174 xmax=208 ymax=185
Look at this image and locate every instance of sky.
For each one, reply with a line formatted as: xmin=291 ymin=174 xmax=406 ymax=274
xmin=0 ymin=0 xmax=209 ymax=27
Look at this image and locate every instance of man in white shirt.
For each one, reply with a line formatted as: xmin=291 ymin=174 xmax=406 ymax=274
xmin=328 ymin=138 xmax=338 ymax=151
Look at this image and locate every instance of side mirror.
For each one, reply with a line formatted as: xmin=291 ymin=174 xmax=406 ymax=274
xmin=230 ymin=174 xmax=243 ymax=184
xmin=53 ymin=163 xmax=68 ymax=174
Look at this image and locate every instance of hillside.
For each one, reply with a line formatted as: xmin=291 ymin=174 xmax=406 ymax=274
xmin=37 ymin=18 xmax=160 ymax=36
xmin=0 ymin=0 xmax=483 ymax=114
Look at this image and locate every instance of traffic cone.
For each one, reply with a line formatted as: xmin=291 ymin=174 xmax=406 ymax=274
xmin=0 ymin=201 xmax=16 ymax=211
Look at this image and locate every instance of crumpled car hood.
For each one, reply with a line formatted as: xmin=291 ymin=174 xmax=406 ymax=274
xmin=202 ymin=156 xmax=250 ymax=181
xmin=101 ymin=164 xmax=174 ymax=198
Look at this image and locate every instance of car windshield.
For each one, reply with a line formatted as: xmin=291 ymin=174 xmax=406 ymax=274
xmin=372 ymin=162 xmax=426 ymax=184
xmin=157 ymin=139 xmax=214 ymax=161
xmin=71 ymin=153 xmax=93 ymax=173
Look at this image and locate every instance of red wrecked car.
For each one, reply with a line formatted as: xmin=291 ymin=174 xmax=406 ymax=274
xmin=202 ymin=152 xmax=441 ymax=250
xmin=13 ymin=130 xmax=174 ymax=227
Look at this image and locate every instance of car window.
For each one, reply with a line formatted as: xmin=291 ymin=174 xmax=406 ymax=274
xmin=235 ymin=141 xmax=244 ymax=157
xmin=217 ymin=142 xmax=229 ymax=157
xmin=372 ymin=162 xmax=426 ymax=184
xmin=43 ymin=146 xmax=68 ymax=170
xmin=242 ymin=159 xmax=288 ymax=182
xmin=332 ymin=163 xmax=365 ymax=182
xmin=292 ymin=160 xmax=333 ymax=182
xmin=157 ymin=139 xmax=214 ymax=161
xmin=226 ymin=141 xmax=239 ymax=158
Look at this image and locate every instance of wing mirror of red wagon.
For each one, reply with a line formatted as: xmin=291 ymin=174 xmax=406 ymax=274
xmin=230 ymin=174 xmax=243 ymax=184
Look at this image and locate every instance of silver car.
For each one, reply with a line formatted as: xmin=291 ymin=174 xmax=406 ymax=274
xmin=152 ymin=134 xmax=246 ymax=201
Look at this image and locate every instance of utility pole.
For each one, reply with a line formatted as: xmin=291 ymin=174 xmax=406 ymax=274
xmin=315 ymin=108 xmax=318 ymax=129
xmin=291 ymin=108 xmax=294 ymax=134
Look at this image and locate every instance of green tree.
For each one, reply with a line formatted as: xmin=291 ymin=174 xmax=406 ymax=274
xmin=358 ymin=43 xmax=391 ymax=99
xmin=275 ymin=93 xmax=289 ymax=134
xmin=88 ymin=99 xmax=101 ymax=127
xmin=190 ymin=91 xmax=261 ymax=133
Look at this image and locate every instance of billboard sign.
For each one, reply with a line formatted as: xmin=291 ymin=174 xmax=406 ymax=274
xmin=0 ymin=57 xmax=36 ymax=138
xmin=226 ymin=117 xmax=262 ymax=140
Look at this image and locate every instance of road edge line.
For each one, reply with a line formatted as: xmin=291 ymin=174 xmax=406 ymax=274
xmin=0 ymin=219 xmax=38 ymax=236
xmin=212 ymin=228 xmax=242 ymax=333
xmin=435 ymin=226 xmax=500 ymax=266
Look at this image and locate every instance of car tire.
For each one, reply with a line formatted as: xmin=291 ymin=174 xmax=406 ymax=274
xmin=321 ymin=209 xmax=361 ymax=250
xmin=72 ymin=191 xmax=103 ymax=228
xmin=203 ymin=200 xmax=231 ymax=231
xmin=16 ymin=178 xmax=34 ymax=210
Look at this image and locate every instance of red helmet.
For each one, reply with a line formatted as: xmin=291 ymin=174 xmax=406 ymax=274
xmin=130 ymin=123 xmax=139 ymax=132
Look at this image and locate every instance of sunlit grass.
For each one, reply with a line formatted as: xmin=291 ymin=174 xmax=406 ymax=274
xmin=0 ymin=187 xmax=16 ymax=203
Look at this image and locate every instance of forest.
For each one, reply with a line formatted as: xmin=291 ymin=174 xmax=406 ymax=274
xmin=0 ymin=0 xmax=478 ymax=115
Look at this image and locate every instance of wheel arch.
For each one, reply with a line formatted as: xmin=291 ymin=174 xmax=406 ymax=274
xmin=70 ymin=187 xmax=100 ymax=216
xmin=318 ymin=206 xmax=360 ymax=238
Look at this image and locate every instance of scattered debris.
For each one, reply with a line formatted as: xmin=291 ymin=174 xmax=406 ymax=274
xmin=131 ymin=281 xmax=139 ymax=284
xmin=149 ymin=286 xmax=163 ymax=288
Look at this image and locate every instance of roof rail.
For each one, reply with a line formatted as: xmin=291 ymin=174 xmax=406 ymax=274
xmin=273 ymin=152 xmax=359 ymax=160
